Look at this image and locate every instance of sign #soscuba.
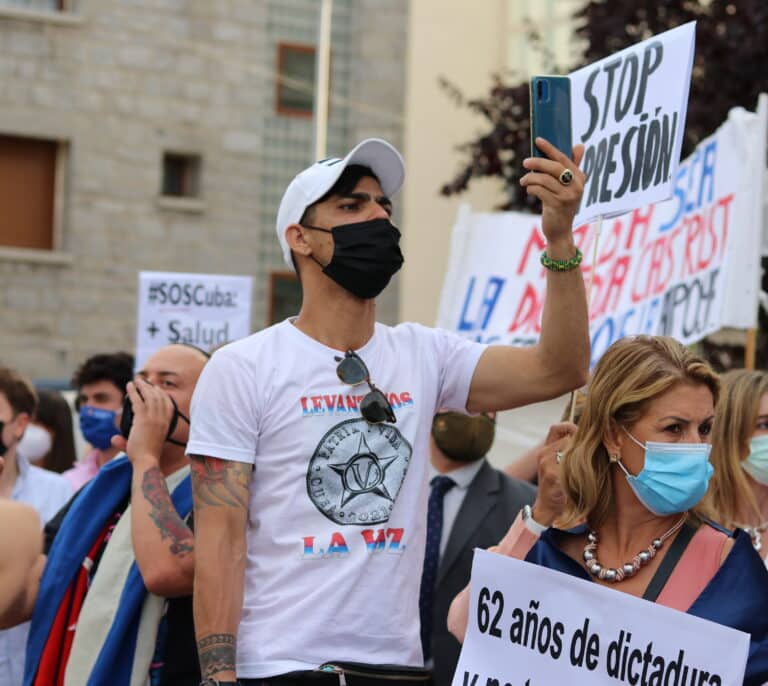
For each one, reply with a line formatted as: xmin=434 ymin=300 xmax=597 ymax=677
xmin=135 ymin=271 xmax=253 ymax=367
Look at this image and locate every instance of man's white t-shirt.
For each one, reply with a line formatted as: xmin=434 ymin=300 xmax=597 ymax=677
xmin=187 ymin=319 xmax=486 ymax=678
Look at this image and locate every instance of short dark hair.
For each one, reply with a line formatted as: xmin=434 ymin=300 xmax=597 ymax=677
xmin=0 ymin=367 xmax=37 ymax=417
xmin=299 ymin=164 xmax=380 ymax=226
xmin=293 ymin=164 xmax=381 ymax=275
xmin=71 ymin=352 xmax=135 ymax=396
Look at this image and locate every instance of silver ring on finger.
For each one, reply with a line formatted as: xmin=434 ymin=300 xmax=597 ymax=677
xmin=558 ymin=169 xmax=574 ymax=186
xmin=555 ymin=450 xmax=564 ymax=464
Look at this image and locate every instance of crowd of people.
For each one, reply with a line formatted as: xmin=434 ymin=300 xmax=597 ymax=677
xmin=0 ymin=135 xmax=765 ymax=686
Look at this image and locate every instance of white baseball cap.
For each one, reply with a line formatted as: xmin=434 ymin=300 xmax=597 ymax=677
xmin=275 ymin=138 xmax=405 ymax=269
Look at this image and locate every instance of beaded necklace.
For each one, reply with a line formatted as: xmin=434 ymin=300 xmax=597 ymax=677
xmin=736 ymin=521 xmax=768 ymax=552
xmin=583 ymin=513 xmax=688 ymax=583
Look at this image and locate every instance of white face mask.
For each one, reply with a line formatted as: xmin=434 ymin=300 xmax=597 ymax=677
xmin=18 ymin=424 xmax=53 ymax=463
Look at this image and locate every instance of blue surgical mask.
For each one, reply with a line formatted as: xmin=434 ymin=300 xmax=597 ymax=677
xmin=616 ymin=428 xmax=714 ymax=516
xmin=79 ymin=406 xmax=120 ymax=450
xmin=743 ymin=435 xmax=768 ymax=485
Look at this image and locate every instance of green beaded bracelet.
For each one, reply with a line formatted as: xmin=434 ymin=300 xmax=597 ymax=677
xmin=540 ymin=247 xmax=583 ymax=272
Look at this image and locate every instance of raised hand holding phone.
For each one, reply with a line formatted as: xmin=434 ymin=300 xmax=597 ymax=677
xmin=521 ymin=138 xmax=585 ymax=252
xmin=524 ymin=76 xmax=585 ymax=250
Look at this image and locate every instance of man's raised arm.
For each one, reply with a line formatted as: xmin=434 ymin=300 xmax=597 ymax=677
xmin=117 ymin=380 xmax=195 ymax=597
xmin=191 ymin=455 xmax=251 ymax=681
xmin=467 ymin=139 xmax=590 ymax=413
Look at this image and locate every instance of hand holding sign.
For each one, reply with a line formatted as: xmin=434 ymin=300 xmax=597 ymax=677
xmin=532 ymin=431 xmax=571 ymax=526
xmin=521 ymin=139 xmax=586 ymax=250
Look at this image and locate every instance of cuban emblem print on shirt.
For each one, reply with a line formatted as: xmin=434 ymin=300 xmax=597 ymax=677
xmin=306 ymin=418 xmax=413 ymax=525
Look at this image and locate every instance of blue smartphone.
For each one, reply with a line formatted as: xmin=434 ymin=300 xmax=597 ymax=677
xmin=530 ymin=76 xmax=572 ymax=158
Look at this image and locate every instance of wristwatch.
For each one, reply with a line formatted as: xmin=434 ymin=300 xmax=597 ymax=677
xmin=522 ymin=504 xmax=547 ymax=535
xmin=199 ymin=679 xmax=240 ymax=686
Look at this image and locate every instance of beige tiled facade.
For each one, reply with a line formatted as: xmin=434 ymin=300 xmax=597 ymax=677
xmin=400 ymin=1 xmax=580 ymax=461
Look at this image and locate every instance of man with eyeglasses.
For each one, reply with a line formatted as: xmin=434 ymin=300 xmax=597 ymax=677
xmin=188 ymin=137 xmax=589 ymax=686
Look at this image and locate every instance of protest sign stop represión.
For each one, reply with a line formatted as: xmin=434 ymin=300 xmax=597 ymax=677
xmin=570 ymin=22 xmax=696 ymax=225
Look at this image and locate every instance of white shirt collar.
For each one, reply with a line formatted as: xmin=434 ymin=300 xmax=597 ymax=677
xmin=429 ymin=458 xmax=485 ymax=491
xmin=11 ymin=451 xmax=30 ymax=498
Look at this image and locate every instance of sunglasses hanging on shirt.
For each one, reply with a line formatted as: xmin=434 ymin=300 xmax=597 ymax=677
xmin=335 ymin=350 xmax=396 ymax=424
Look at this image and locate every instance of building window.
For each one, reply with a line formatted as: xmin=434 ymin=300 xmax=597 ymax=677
xmin=0 ymin=134 xmax=58 ymax=251
xmin=269 ymin=271 xmax=302 ymax=324
xmin=276 ymin=43 xmax=316 ymax=117
xmin=0 ymin=0 xmax=66 ymax=10
xmin=161 ymin=152 xmax=201 ymax=199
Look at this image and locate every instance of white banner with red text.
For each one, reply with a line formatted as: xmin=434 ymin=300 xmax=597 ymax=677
xmin=436 ymin=107 xmax=765 ymax=366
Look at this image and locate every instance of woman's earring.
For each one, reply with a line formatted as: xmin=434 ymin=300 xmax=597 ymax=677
xmin=609 ymin=452 xmax=620 ymax=463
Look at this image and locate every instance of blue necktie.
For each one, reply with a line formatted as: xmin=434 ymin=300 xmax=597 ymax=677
xmin=419 ymin=474 xmax=456 ymax=662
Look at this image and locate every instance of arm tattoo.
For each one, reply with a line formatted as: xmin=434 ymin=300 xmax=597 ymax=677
xmin=190 ymin=456 xmax=251 ymax=511
xmin=197 ymin=633 xmax=236 ymax=677
xmin=141 ymin=467 xmax=194 ymax=555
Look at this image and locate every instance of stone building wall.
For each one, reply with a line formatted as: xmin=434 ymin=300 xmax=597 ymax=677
xmin=0 ymin=0 xmax=408 ymax=381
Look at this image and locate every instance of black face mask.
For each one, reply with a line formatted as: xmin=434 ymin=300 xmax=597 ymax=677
xmin=431 ymin=412 xmax=496 ymax=463
xmin=120 ymin=392 xmax=190 ymax=447
xmin=302 ymin=218 xmax=404 ymax=299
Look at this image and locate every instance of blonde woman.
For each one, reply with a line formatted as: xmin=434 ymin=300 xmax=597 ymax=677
xmin=705 ymin=369 xmax=768 ymax=554
xmin=449 ymin=337 xmax=768 ymax=685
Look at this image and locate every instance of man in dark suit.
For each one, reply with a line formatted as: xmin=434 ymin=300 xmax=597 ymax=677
xmin=420 ymin=410 xmax=536 ymax=686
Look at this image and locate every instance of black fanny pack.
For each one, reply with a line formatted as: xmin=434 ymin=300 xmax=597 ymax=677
xmin=317 ymin=663 xmax=431 ymax=682
xmin=260 ymin=663 xmax=432 ymax=685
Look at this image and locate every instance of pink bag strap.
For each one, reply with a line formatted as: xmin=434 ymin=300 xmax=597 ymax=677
xmin=496 ymin=511 xmax=540 ymax=560
xmin=655 ymin=523 xmax=728 ymax=612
